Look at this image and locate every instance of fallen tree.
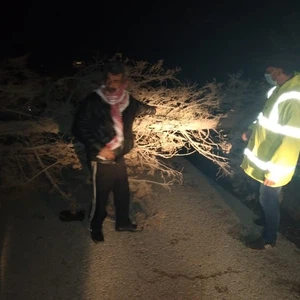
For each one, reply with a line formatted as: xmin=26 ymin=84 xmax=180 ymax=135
xmin=0 ymin=55 xmax=232 ymax=214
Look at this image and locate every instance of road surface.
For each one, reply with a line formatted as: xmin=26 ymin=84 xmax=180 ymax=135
xmin=1 ymin=158 xmax=300 ymax=300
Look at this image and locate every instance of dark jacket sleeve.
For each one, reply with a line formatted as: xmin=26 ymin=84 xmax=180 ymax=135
xmin=73 ymin=97 xmax=104 ymax=154
xmin=135 ymin=99 xmax=156 ymax=117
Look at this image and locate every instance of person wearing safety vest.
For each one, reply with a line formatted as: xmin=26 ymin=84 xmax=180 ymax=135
xmin=241 ymin=56 xmax=300 ymax=250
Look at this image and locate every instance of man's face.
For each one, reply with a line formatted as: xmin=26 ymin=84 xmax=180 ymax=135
xmin=105 ymin=73 xmax=125 ymax=93
xmin=265 ymin=67 xmax=282 ymax=81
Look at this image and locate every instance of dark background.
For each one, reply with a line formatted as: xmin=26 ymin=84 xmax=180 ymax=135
xmin=1 ymin=1 xmax=300 ymax=84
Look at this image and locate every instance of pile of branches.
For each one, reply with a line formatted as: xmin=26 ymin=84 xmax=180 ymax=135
xmin=218 ymin=71 xmax=271 ymax=199
xmin=0 ymin=54 xmax=232 ymax=210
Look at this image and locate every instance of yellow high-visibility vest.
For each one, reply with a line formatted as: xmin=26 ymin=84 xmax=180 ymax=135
xmin=241 ymin=74 xmax=300 ymax=187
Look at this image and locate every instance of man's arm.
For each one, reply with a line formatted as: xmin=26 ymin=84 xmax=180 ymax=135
xmin=74 ymin=98 xmax=104 ymax=154
xmin=241 ymin=120 xmax=257 ymax=141
xmin=241 ymin=129 xmax=252 ymax=141
xmin=75 ymin=97 xmax=116 ymax=160
xmin=135 ymin=99 xmax=156 ymax=117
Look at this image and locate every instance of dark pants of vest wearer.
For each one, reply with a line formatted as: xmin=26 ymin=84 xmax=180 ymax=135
xmin=89 ymin=156 xmax=130 ymax=231
xmin=259 ymin=184 xmax=282 ymax=244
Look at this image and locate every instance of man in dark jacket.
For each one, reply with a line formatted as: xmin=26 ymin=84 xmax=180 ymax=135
xmin=73 ymin=61 xmax=156 ymax=243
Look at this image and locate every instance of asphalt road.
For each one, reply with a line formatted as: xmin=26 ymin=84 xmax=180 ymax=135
xmin=1 ymin=158 xmax=300 ymax=300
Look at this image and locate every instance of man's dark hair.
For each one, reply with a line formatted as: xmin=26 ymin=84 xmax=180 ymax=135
xmin=263 ymin=53 xmax=299 ymax=75
xmin=103 ymin=60 xmax=127 ymax=80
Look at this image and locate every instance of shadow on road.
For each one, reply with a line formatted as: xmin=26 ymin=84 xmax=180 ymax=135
xmin=0 ymin=183 xmax=92 ymax=300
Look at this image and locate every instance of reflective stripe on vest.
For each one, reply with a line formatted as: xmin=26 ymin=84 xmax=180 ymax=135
xmin=267 ymin=86 xmax=277 ymax=98
xmin=258 ymin=112 xmax=300 ymax=138
xmin=244 ymin=148 xmax=295 ymax=174
xmin=257 ymin=91 xmax=300 ymax=138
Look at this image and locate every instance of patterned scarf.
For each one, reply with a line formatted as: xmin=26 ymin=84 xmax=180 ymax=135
xmin=95 ymin=85 xmax=129 ymax=150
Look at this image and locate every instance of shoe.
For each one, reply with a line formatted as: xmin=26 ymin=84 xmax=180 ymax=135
xmin=246 ymin=237 xmax=275 ymax=250
xmin=91 ymin=230 xmax=104 ymax=243
xmin=253 ymin=217 xmax=265 ymax=227
xmin=115 ymin=222 xmax=138 ymax=232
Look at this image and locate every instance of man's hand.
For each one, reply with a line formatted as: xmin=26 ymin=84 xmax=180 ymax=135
xmin=98 ymin=147 xmax=115 ymax=160
xmin=241 ymin=130 xmax=252 ymax=141
xmin=263 ymin=178 xmax=276 ymax=186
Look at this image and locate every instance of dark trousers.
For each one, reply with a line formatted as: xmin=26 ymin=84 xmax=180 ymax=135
xmin=259 ymin=184 xmax=282 ymax=244
xmin=89 ymin=156 xmax=130 ymax=231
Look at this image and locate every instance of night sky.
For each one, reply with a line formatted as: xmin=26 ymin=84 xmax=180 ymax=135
xmin=1 ymin=1 xmax=300 ymax=83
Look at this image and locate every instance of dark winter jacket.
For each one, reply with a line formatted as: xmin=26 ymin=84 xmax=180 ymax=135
xmin=72 ymin=91 xmax=156 ymax=161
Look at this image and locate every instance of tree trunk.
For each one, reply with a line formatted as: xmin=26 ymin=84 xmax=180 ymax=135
xmin=0 ymin=118 xmax=60 ymax=136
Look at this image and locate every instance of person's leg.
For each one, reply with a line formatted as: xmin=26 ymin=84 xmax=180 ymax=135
xmin=112 ymin=157 xmax=137 ymax=231
xmin=254 ymin=188 xmax=283 ymax=226
xmin=89 ymin=161 xmax=114 ymax=239
xmin=259 ymin=183 xmax=282 ymax=244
